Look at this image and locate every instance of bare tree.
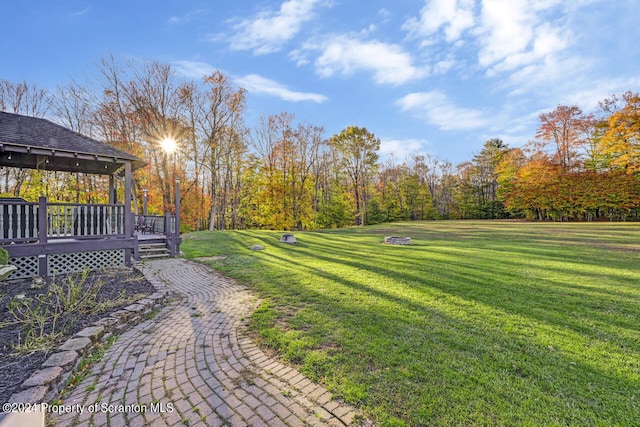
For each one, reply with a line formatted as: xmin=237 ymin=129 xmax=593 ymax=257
xmin=197 ymin=71 xmax=247 ymax=230
xmin=0 ymin=79 xmax=52 ymax=196
xmin=0 ymin=79 xmax=51 ymax=117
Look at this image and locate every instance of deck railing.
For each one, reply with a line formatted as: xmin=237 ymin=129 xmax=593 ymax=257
xmin=0 ymin=200 xmax=38 ymax=242
xmin=0 ymin=198 xmax=126 ymax=243
xmin=48 ymin=202 xmax=125 ymax=238
xmin=1 ymin=197 xmax=181 ymax=278
xmin=134 ymin=214 xmax=178 ymax=235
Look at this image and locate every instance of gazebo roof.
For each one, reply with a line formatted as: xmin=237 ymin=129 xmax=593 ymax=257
xmin=0 ymin=111 xmax=146 ymax=175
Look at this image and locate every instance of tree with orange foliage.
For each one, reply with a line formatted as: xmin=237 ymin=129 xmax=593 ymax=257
xmin=536 ymin=105 xmax=595 ymax=172
xmin=598 ymin=92 xmax=640 ymax=173
xmin=502 ymin=153 xmax=558 ymax=220
xmin=199 ymin=71 xmax=247 ymax=231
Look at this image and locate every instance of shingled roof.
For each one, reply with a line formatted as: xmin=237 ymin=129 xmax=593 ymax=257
xmin=0 ymin=111 xmax=145 ymax=175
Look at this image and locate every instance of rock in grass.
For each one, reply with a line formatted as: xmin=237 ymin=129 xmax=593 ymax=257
xmin=384 ymin=236 xmax=411 ymax=245
xmin=250 ymin=245 xmax=264 ymax=251
xmin=280 ymin=234 xmax=297 ymax=244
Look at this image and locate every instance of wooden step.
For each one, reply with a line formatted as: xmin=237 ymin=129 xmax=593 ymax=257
xmin=139 ymin=242 xmax=167 ymax=250
xmin=138 ymin=241 xmax=170 ymax=260
xmin=140 ymin=252 xmax=170 ymax=260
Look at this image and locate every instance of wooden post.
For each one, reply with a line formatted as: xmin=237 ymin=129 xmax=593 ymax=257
xmin=133 ymin=233 xmax=139 ymax=260
xmin=38 ymin=197 xmax=48 ymax=245
xmin=143 ymin=188 xmax=148 ymax=216
xmin=109 ymin=175 xmax=116 ymax=204
xmin=165 ymin=213 xmax=174 ymax=257
xmin=175 ymin=178 xmax=181 ymax=256
xmin=124 ymin=162 xmax=133 ymax=238
xmin=38 ymin=196 xmax=48 ymax=277
xmin=124 ymin=161 xmax=133 ymax=266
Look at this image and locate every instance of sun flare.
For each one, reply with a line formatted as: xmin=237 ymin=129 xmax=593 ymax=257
xmin=160 ymin=137 xmax=177 ymax=154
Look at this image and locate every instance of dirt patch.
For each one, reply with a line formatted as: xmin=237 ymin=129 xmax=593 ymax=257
xmin=0 ymin=268 xmax=156 ymax=404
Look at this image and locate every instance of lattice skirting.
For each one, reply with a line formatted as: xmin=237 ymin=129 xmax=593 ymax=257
xmin=6 ymin=250 xmax=126 ymax=280
xmin=8 ymin=256 xmax=39 ymax=280
xmin=48 ymin=250 xmax=126 ymax=276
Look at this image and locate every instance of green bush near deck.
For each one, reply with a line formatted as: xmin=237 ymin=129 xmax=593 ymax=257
xmin=0 ymin=247 xmax=8 ymax=265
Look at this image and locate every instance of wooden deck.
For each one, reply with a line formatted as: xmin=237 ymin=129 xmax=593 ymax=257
xmin=1 ymin=198 xmax=180 ymax=279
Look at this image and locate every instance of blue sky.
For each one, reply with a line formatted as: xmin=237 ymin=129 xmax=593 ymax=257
xmin=2 ymin=0 xmax=639 ymax=163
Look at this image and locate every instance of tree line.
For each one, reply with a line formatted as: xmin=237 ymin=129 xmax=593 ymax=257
xmin=2 ymin=57 xmax=640 ymax=229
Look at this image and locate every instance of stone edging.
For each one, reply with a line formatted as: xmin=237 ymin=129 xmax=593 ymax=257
xmin=8 ymin=278 xmax=170 ymax=405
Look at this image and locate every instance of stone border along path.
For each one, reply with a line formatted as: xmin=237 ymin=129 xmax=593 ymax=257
xmin=52 ymin=258 xmax=362 ymax=427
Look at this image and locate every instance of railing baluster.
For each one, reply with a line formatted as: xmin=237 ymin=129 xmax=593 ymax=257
xmin=55 ymin=205 xmax=59 ymax=236
xmin=85 ymin=205 xmax=90 ymax=235
xmin=56 ymin=205 xmax=60 ymax=236
xmin=108 ymin=206 xmax=112 ymax=234
xmin=8 ymin=205 xmax=14 ymax=239
xmin=95 ymin=205 xmax=99 ymax=235
xmin=68 ymin=205 xmax=73 ymax=236
xmin=66 ymin=205 xmax=70 ymax=236
xmin=61 ymin=205 xmax=64 ymax=236
xmin=99 ymin=206 xmax=104 ymax=234
xmin=63 ymin=205 xmax=68 ymax=236
xmin=119 ymin=206 xmax=124 ymax=234
xmin=16 ymin=205 xmax=23 ymax=239
xmin=32 ymin=205 xmax=38 ymax=238
xmin=110 ymin=206 xmax=115 ymax=234
xmin=103 ymin=206 xmax=107 ymax=234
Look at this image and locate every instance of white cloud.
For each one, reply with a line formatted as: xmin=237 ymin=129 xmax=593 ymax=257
xmin=402 ymin=0 xmax=581 ymax=90
xmin=379 ymin=138 xmax=428 ymax=159
xmin=172 ymin=60 xmax=217 ymax=79
xmin=503 ymin=54 xmax=588 ymax=97
xmin=563 ymin=76 xmax=640 ymax=111
xmin=307 ymin=35 xmax=426 ymax=85
xmin=235 ymin=74 xmax=328 ymax=103
xmin=403 ymin=0 xmax=475 ymax=43
xmin=168 ymin=9 xmax=207 ymax=26
xmin=289 ymin=48 xmax=310 ymax=66
xmin=476 ymin=0 xmax=570 ymax=76
xmin=433 ymin=57 xmax=456 ymax=75
xmin=397 ymin=90 xmax=490 ymax=131
xmin=378 ymin=8 xmax=392 ymax=20
xmin=70 ymin=7 xmax=91 ymax=17
xmin=226 ymin=0 xmax=325 ymax=55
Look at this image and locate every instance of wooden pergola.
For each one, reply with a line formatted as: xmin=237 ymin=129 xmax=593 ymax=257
xmin=0 ymin=111 xmax=180 ymax=279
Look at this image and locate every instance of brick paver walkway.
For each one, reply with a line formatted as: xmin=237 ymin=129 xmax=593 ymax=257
xmin=52 ymin=258 xmax=359 ymax=426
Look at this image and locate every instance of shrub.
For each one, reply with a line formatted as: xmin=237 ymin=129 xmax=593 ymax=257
xmin=0 ymin=247 xmax=8 ymax=265
xmin=7 ymin=269 xmax=103 ymax=353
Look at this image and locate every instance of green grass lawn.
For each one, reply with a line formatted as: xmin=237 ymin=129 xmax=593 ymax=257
xmin=181 ymin=221 xmax=640 ymax=426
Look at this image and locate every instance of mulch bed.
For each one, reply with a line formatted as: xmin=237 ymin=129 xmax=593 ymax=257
xmin=0 ymin=268 xmax=156 ymax=404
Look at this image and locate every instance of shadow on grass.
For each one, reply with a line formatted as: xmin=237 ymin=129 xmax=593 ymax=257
xmin=184 ymin=226 xmax=640 ymax=425
xmin=246 ymin=247 xmax=639 ymax=424
xmin=303 ymin=234 xmax=639 ymax=334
